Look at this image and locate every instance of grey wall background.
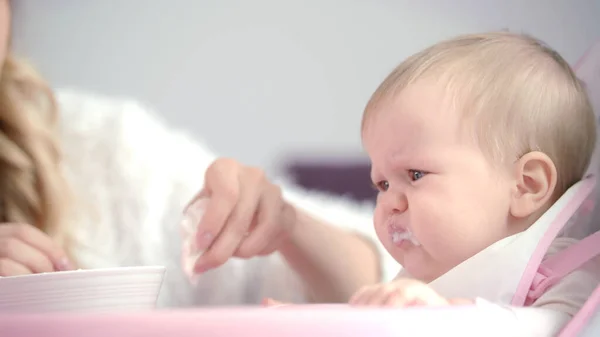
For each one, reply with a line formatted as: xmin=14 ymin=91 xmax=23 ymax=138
xmin=10 ymin=0 xmax=600 ymax=175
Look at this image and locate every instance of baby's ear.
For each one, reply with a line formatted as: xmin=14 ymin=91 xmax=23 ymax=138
xmin=509 ymin=151 xmax=557 ymax=218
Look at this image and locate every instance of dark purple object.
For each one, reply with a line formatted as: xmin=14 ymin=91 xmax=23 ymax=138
xmin=285 ymin=159 xmax=376 ymax=203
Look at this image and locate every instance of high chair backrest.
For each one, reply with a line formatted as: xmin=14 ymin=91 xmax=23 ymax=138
xmin=510 ymin=178 xmax=597 ymax=307
xmin=557 ymin=39 xmax=600 ymax=337
xmin=512 ymin=40 xmax=600 ymax=337
xmin=562 ymin=283 xmax=600 ymax=336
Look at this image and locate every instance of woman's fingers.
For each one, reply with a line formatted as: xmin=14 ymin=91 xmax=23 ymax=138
xmin=235 ymin=185 xmax=282 ymax=258
xmin=0 ymin=236 xmax=55 ymax=273
xmin=193 ymin=167 xmax=263 ymax=272
xmin=185 ymin=157 xmax=299 ymax=274
xmin=187 ymin=158 xmax=248 ymax=254
xmin=0 ymin=223 xmax=71 ymax=271
xmin=0 ymin=257 xmax=32 ymax=277
xmin=193 ymin=160 xmax=240 ymax=251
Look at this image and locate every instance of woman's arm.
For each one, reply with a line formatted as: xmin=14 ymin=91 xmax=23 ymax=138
xmin=276 ymin=183 xmax=397 ymax=302
xmin=58 ymin=91 xmax=396 ymax=304
xmin=278 ymin=208 xmax=380 ymax=303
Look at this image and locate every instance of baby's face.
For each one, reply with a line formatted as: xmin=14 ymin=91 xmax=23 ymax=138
xmin=363 ymin=81 xmax=516 ymax=282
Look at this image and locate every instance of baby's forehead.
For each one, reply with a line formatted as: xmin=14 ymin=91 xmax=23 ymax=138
xmin=363 ymin=108 xmax=472 ymax=152
xmin=362 ymin=89 xmax=495 ymax=164
xmin=364 ymin=81 xmax=467 ymax=132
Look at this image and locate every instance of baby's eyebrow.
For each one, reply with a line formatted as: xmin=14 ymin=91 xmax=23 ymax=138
xmin=387 ymin=151 xmax=444 ymax=171
xmin=386 ymin=155 xmax=407 ymax=169
xmin=387 ymin=149 xmax=413 ymax=165
xmin=387 ymin=152 xmax=425 ymax=168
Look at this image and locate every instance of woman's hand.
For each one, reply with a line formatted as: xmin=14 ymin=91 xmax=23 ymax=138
xmin=182 ymin=158 xmax=297 ymax=274
xmin=0 ymin=223 xmax=73 ymax=276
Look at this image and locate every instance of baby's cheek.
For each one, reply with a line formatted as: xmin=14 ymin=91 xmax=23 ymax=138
xmin=411 ymin=198 xmax=457 ymax=252
xmin=373 ymin=209 xmax=389 ymax=241
xmin=374 ymin=203 xmax=392 ymax=226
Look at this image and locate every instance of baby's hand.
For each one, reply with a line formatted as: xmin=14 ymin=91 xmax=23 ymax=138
xmin=262 ymin=298 xmax=291 ymax=307
xmin=349 ymin=278 xmax=453 ymax=307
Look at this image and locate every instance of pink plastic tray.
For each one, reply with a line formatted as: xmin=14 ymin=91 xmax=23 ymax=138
xmin=0 ymin=305 xmax=520 ymax=337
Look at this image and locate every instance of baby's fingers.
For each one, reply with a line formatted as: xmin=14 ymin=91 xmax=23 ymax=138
xmin=349 ymin=285 xmax=379 ymax=306
xmin=262 ymin=298 xmax=290 ymax=307
xmin=387 ymin=285 xmax=449 ymax=307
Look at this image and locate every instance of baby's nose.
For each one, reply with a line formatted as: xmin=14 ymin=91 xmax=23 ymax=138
xmin=379 ymin=191 xmax=408 ymax=213
xmin=394 ymin=194 xmax=408 ymax=213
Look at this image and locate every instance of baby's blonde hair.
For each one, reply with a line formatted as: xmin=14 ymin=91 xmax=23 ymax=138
xmin=0 ymin=54 xmax=73 ymax=251
xmin=363 ymin=32 xmax=596 ymax=196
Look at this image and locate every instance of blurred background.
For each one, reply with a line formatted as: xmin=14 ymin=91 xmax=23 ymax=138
xmin=10 ymin=0 xmax=600 ymax=203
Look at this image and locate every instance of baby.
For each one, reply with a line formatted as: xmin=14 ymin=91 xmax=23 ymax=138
xmin=345 ymin=32 xmax=599 ymax=333
xmin=265 ymin=32 xmax=598 ymax=333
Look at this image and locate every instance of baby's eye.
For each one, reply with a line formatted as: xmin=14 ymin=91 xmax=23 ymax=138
xmin=408 ymin=170 xmax=427 ymax=181
xmin=372 ymin=180 xmax=390 ymax=192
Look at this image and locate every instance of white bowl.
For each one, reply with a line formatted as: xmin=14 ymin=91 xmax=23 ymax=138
xmin=0 ymin=266 xmax=165 ymax=313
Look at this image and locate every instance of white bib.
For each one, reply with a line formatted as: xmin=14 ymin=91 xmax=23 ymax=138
xmin=396 ymin=179 xmax=596 ymax=305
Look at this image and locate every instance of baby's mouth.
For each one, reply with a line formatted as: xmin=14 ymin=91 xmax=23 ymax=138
xmin=390 ymin=228 xmax=421 ymax=247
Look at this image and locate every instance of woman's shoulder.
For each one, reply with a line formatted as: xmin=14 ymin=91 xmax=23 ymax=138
xmin=56 ymin=88 xmax=168 ymax=148
xmin=56 ymin=88 xmax=175 ymax=190
xmin=55 ymin=88 xmax=215 ymax=170
xmin=54 ymin=88 xmax=215 ymax=217
xmin=54 ymin=89 xmax=212 ymax=268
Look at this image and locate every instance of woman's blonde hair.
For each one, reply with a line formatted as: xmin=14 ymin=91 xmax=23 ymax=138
xmin=0 ymin=53 xmax=73 ymax=251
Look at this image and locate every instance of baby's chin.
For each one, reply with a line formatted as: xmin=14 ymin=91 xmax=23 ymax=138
xmin=404 ymin=265 xmax=448 ymax=283
xmin=386 ymin=237 xmax=420 ymax=260
xmin=390 ymin=247 xmax=450 ymax=283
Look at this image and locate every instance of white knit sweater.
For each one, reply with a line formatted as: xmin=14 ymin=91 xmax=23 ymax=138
xmin=55 ymin=89 xmax=398 ymax=308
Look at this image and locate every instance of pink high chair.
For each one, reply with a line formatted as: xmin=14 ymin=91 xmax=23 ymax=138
xmin=554 ymin=40 xmax=600 ymax=337
xmin=1 ymin=41 xmax=599 ymax=337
